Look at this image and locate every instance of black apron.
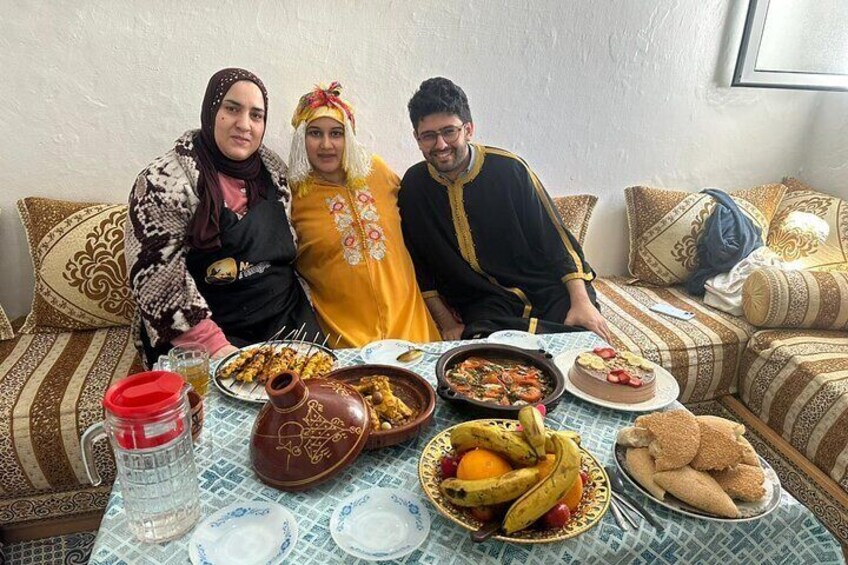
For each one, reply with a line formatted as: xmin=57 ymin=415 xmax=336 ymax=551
xmin=141 ymin=195 xmax=322 ymax=366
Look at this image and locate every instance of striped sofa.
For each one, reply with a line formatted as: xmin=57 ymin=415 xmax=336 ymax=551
xmin=594 ymin=277 xmax=848 ymax=546
xmin=0 ymin=323 xmax=142 ymax=542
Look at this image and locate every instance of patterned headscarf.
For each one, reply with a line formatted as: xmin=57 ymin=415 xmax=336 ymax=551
xmin=287 ymin=82 xmax=371 ymax=195
xmin=188 ymin=68 xmax=271 ymax=250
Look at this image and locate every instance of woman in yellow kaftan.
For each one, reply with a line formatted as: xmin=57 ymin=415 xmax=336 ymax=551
xmin=287 ymin=82 xmax=439 ymax=348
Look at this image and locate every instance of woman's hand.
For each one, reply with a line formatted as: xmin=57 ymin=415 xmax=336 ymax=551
xmin=565 ymin=301 xmax=612 ymax=344
xmin=212 ymin=344 xmax=239 ymax=360
xmin=424 ymin=295 xmax=466 ymax=341
xmin=440 ymin=321 xmax=466 ymax=341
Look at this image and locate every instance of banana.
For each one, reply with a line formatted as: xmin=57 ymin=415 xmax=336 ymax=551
xmin=450 ymin=422 xmax=539 ymax=467
xmin=502 ymin=434 xmax=580 ymax=534
xmin=441 ymin=467 xmax=540 ymax=507
xmin=507 ymin=429 xmax=581 ymax=450
xmin=518 ymin=406 xmax=546 ymax=458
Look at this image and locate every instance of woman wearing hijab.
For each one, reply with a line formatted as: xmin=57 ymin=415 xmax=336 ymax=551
xmin=126 ymin=68 xmax=322 ymax=367
xmin=287 ymin=82 xmax=439 ymax=348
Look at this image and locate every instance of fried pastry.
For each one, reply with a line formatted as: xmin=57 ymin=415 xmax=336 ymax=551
xmin=712 ymin=464 xmax=766 ymax=502
xmin=653 ymin=465 xmax=739 ymax=518
xmin=691 ymin=420 xmax=743 ymax=471
xmin=626 ymin=447 xmax=666 ymax=500
xmin=636 ymin=410 xmax=700 ymax=471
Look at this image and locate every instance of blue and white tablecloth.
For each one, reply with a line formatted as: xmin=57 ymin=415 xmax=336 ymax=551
xmin=89 ymin=333 xmax=844 ymax=564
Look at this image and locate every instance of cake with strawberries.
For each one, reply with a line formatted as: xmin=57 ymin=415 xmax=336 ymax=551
xmin=568 ymin=347 xmax=656 ymax=404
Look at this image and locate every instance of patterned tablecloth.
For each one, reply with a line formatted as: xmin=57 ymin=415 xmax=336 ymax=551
xmin=89 ymin=333 xmax=844 ymax=564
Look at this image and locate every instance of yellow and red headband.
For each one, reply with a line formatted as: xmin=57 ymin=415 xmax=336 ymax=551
xmin=291 ymin=81 xmax=356 ymax=131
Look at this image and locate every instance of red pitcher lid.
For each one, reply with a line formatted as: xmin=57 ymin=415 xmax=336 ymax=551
xmin=103 ymin=371 xmax=186 ymax=419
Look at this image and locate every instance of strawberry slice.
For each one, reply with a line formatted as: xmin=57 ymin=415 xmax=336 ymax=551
xmin=627 ymin=377 xmax=643 ymax=387
xmin=606 ymin=373 xmax=620 ymax=384
xmin=610 ymin=369 xmax=633 ymax=385
xmin=593 ymin=347 xmax=616 ymax=360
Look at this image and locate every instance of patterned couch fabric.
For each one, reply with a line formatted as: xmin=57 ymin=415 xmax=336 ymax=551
xmin=552 ymin=194 xmax=598 ymax=246
xmin=594 ymin=277 xmax=756 ymax=403
xmin=17 ymin=197 xmax=135 ymax=333
xmin=624 ymin=184 xmax=786 ymax=286
xmin=739 ymin=329 xmax=848 ymax=488
xmin=0 ymin=303 xmax=12 ymax=341
xmin=768 ymin=178 xmax=848 ymax=271
xmin=0 ymin=325 xmax=142 ymax=527
xmin=742 ymin=268 xmax=848 ymax=330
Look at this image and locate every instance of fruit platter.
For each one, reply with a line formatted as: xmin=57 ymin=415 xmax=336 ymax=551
xmin=418 ymin=406 xmax=610 ymax=543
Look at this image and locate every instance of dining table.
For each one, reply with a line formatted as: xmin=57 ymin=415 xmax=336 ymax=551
xmin=88 ymin=332 xmax=845 ymax=564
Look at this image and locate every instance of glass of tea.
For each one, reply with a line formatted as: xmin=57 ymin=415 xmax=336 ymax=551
xmin=169 ymin=343 xmax=214 ymax=457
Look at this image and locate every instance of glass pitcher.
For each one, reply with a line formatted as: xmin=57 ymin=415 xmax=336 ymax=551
xmin=81 ymin=371 xmax=201 ymax=543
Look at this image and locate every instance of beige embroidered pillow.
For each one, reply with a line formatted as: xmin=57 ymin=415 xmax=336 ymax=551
xmin=742 ymin=268 xmax=848 ymax=330
xmin=0 ymin=208 xmax=14 ymax=340
xmin=625 ymin=184 xmax=786 ymax=286
xmin=767 ymin=178 xmax=848 ymax=271
xmin=553 ymin=194 xmax=598 ymax=246
xmin=18 ymin=197 xmax=135 ymax=333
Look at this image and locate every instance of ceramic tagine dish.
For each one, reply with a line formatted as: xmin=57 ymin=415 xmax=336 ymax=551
xmin=250 ymin=370 xmax=371 ymax=491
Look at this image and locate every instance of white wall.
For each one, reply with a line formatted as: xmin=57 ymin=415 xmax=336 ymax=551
xmin=799 ymin=94 xmax=848 ymax=196
xmin=0 ymin=0 xmax=839 ymax=317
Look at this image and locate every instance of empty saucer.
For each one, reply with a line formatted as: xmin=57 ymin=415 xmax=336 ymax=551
xmin=487 ymin=330 xmax=544 ymax=350
xmin=330 ymin=487 xmax=430 ymax=561
xmin=359 ymin=339 xmax=423 ymax=367
xmin=189 ymin=501 xmax=298 ymax=565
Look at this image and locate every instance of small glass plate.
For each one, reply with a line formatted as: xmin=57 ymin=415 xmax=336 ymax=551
xmin=487 ymin=330 xmax=544 ymax=350
xmin=359 ymin=339 xmax=423 ymax=368
xmin=189 ymin=501 xmax=298 ymax=565
xmin=330 ymin=487 xmax=430 ymax=561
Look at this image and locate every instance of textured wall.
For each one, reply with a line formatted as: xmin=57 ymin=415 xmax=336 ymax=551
xmin=0 ymin=1 xmax=839 ymax=317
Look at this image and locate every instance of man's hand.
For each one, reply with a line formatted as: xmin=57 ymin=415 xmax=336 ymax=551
xmin=565 ymin=279 xmax=612 ymax=343
xmin=565 ymin=301 xmax=612 ymax=343
xmin=212 ymin=344 xmax=239 ymax=360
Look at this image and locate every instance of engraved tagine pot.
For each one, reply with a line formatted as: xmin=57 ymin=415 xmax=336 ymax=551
xmin=250 ymin=370 xmax=371 ymax=491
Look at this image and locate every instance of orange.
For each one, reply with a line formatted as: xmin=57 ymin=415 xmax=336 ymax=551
xmin=456 ymin=449 xmax=513 ymax=480
xmin=535 ymin=454 xmax=556 ymax=480
xmin=560 ymin=476 xmax=584 ymax=511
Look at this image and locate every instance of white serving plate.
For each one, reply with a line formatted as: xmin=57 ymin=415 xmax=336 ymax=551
xmin=554 ymin=350 xmax=679 ymax=412
xmin=213 ymin=340 xmax=337 ymax=404
xmin=613 ymin=443 xmax=781 ymax=522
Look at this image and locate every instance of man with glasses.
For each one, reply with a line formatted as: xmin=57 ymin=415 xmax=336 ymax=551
xmin=398 ymin=77 xmax=611 ymax=342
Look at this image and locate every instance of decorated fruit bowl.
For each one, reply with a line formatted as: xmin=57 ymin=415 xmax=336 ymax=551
xmin=325 ymin=365 xmax=436 ymax=450
xmin=435 ymin=344 xmax=566 ymax=417
xmin=418 ymin=418 xmax=610 ymax=543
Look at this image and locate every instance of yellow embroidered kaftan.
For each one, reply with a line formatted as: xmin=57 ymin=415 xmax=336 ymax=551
xmin=292 ymin=156 xmax=439 ymax=348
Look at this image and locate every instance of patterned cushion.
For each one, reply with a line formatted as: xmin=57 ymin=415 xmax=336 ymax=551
xmin=624 ymin=184 xmax=786 ymax=286
xmin=18 ymin=197 xmax=135 ymax=333
xmin=0 ymin=325 xmax=142 ymax=526
xmin=552 ymin=194 xmax=598 ymax=246
xmin=739 ymin=329 xmax=848 ymax=488
xmin=742 ymin=268 xmax=848 ymax=330
xmin=767 ymin=178 xmax=848 ymax=271
xmin=594 ymin=277 xmax=756 ymax=403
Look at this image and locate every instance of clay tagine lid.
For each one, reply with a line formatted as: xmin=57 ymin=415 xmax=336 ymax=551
xmin=250 ymin=370 xmax=371 ymax=491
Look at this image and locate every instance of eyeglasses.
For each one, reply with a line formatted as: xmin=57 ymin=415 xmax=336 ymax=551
xmin=416 ymin=124 xmax=465 ymax=147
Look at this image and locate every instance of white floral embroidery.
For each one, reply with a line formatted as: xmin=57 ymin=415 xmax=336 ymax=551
xmin=325 ymin=187 xmax=387 ymax=265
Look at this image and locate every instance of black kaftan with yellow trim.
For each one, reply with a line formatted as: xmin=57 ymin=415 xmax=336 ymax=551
xmin=398 ymin=144 xmax=597 ymax=338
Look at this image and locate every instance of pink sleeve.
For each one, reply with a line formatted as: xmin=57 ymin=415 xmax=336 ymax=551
xmin=172 ymin=318 xmax=231 ymax=355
